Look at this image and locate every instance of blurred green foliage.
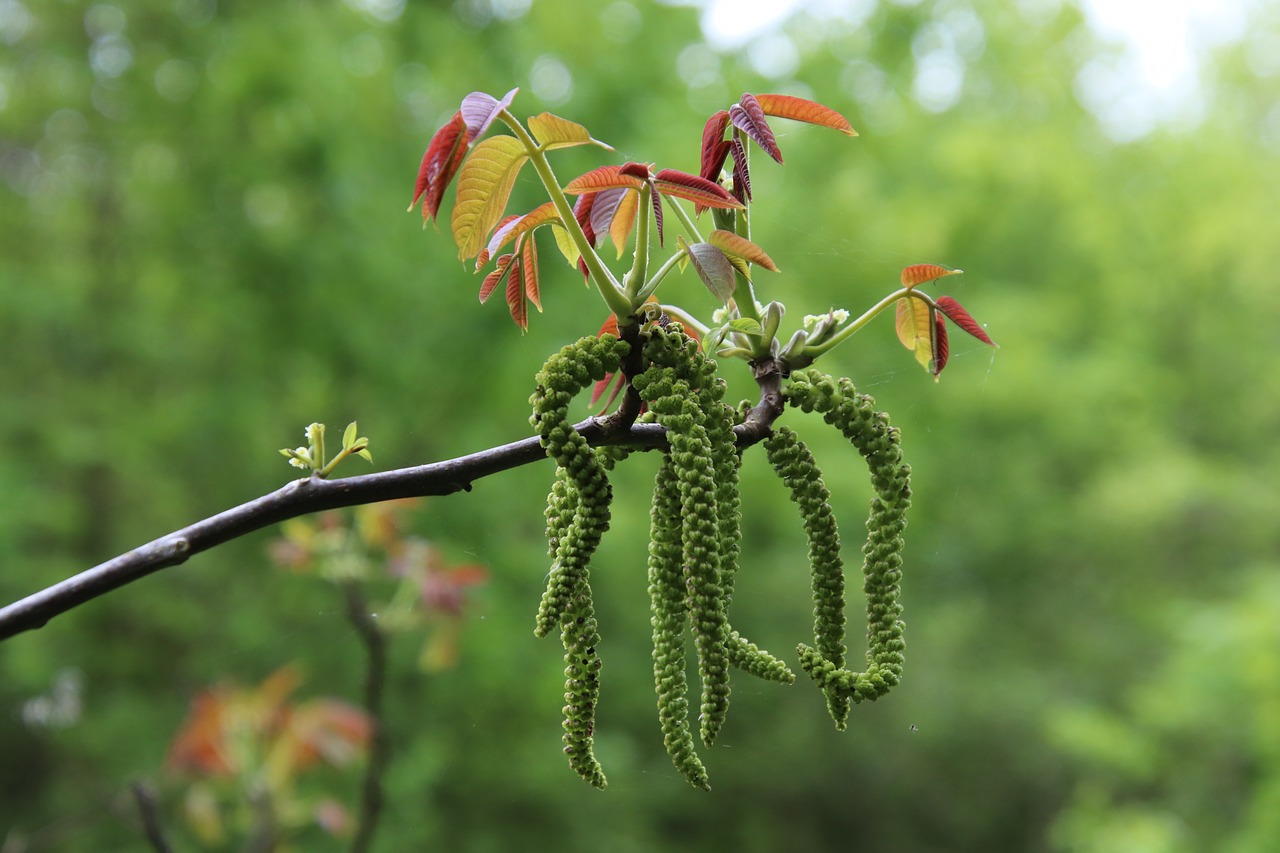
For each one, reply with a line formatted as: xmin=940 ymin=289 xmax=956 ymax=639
xmin=2 ymin=0 xmax=1279 ymax=849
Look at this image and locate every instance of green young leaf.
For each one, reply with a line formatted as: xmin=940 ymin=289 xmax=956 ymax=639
xmin=681 ymin=237 xmax=737 ymax=304
xmin=451 ymin=136 xmax=529 ymax=261
xmin=726 ymin=317 xmax=763 ymax=335
xmin=550 ymin=223 xmax=581 ymax=269
xmin=342 ymin=421 xmax=358 ymax=450
xmin=528 ymin=112 xmax=613 ymax=151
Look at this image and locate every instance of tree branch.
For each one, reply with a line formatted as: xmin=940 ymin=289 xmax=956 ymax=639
xmin=0 ymin=395 xmax=784 ymax=641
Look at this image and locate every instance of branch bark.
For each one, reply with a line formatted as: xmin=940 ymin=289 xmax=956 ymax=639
xmin=0 ymin=384 xmax=784 ymax=642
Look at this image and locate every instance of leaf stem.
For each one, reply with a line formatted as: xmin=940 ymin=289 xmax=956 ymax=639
xmin=802 ymin=287 xmax=937 ymax=359
xmin=623 ymin=183 xmax=652 ymax=301
xmin=497 ymin=111 xmax=634 ymax=324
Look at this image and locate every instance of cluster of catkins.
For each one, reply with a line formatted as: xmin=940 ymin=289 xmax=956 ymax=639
xmin=528 ymin=323 xmax=910 ymax=789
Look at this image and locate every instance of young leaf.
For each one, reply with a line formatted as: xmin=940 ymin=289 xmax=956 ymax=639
xmin=707 ymin=229 xmax=778 ymax=272
xmin=528 ymin=112 xmax=612 ymax=151
xmin=652 ymin=169 xmax=744 ymax=210
xmin=479 ymin=253 xmax=515 ymax=303
xmin=895 ymin=296 xmax=934 ymax=370
xmin=563 ymin=165 xmax=645 ymax=194
xmin=682 ymin=237 xmax=737 ymax=304
xmin=933 ymin=313 xmax=950 ymax=379
xmin=342 ymin=422 xmax=358 ymax=450
xmin=700 ymin=110 xmax=731 ymax=175
xmin=460 ymin=87 xmax=518 ymax=142
xmin=754 ymin=94 xmax=857 ymax=136
xmin=409 ymin=112 xmax=470 ymax=222
xmin=484 ymin=201 xmax=560 ymax=263
xmin=618 ymin=161 xmax=653 ymax=181
xmin=650 ymin=181 xmax=664 ymax=246
xmin=730 ymin=93 xmax=783 ymax=163
xmin=726 ymin=317 xmax=763 ymax=335
xmin=505 ymin=258 xmax=528 ymax=331
xmin=588 ymin=187 xmax=635 ymax=256
xmin=901 ymin=263 xmax=962 ymax=288
xmin=452 ymin=135 xmax=529 ymax=261
xmin=521 ymin=234 xmax=541 ymax=312
xmin=730 ymin=136 xmax=751 ymax=203
xmin=550 ymin=223 xmax=581 ymax=269
xmin=936 ymin=295 xmax=997 ymax=346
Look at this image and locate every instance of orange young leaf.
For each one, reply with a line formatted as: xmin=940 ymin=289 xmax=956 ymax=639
xmin=506 ymin=258 xmax=528 ymax=331
xmin=451 ymin=135 xmax=529 ymax=261
xmin=521 ymin=234 xmax=541 ymax=312
xmin=478 ymin=253 xmax=515 ymax=303
xmin=901 ymin=263 xmax=962 ymax=288
xmin=936 ymin=295 xmax=997 ymax=346
xmin=653 ymin=168 xmax=744 ymax=210
xmin=895 ymin=295 xmax=935 ymax=371
xmin=707 ymin=229 xmax=779 ymax=272
xmin=730 ymin=93 xmax=783 ymax=163
xmin=563 ymin=165 xmax=645 ymax=194
xmin=754 ymin=94 xmax=857 ymax=136
xmin=527 ymin=112 xmax=612 ymax=151
xmin=483 ymin=201 xmax=560 ymax=264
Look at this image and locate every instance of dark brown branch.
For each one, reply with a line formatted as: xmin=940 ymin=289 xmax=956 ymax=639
xmin=340 ymin=580 xmax=390 ymax=853
xmin=131 ymin=781 xmax=173 ymax=853
xmin=0 ymin=399 xmax=783 ymax=642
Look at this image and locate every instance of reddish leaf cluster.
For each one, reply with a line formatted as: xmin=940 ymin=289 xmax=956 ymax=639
xmin=892 ymin=265 xmax=997 ymax=381
xmin=699 ymin=93 xmax=856 ymax=206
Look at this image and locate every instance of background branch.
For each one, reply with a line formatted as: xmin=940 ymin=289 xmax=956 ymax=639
xmin=0 ymin=387 xmax=783 ymax=642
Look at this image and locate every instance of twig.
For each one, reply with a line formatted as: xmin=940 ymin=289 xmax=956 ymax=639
xmin=130 ymin=781 xmax=173 ymax=853
xmin=0 ymin=375 xmax=786 ymax=642
xmin=339 ymin=581 xmax=389 ymax=853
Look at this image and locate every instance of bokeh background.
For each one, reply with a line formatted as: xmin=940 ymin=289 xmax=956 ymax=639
xmin=3 ymin=0 xmax=1279 ymax=849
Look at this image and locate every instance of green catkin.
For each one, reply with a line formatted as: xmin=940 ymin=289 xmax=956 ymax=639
xmin=647 ymin=454 xmax=711 ymax=790
xmin=529 ymin=334 xmax=629 ymax=784
xmin=783 ymin=368 xmax=911 ymax=710
xmin=529 ymin=335 xmax=630 ymax=638
xmin=560 ymin=592 xmax=607 ymax=788
xmin=636 ymin=327 xmax=732 ymax=748
xmin=764 ymin=426 xmax=851 ymax=727
xmin=726 ymin=630 xmax=795 ymax=684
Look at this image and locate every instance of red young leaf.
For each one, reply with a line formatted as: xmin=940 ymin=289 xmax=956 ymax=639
xmin=521 ymin=234 xmax=541 ymax=312
xmin=651 ymin=180 xmax=664 ymax=246
xmin=730 ymin=93 xmax=783 ymax=163
xmin=652 ymin=168 xmax=744 ymax=210
xmin=700 ymin=110 xmax=731 ymax=178
xmin=730 ymin=136 xmax=751 ymax=203
xmin=618 ymin=161 xmax=653 ymax=180
xmin=459 ymin=87 xmax=518 ymax=141
xmin=479 ymin=253 xmax=515 ymax=304
xmin=901 ymin=263 xmax=962 ymax=288
xmin=409 ymin=112 xmax=470 ymax=222
xmin=505 ymin=256 xmax=528 ymax=331
xmin=933 ymin=313 xmax=949 ymax=379
xmin=563 ymin=165 xmax=646 ymax=194
xmin=754 ymin=94 xmax=857 ymax=136
xmin=936 ymin=295 xmax=996 ymax=346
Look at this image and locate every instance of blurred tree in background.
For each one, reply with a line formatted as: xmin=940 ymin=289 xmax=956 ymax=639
xmin=2 ymin=0 xmax=1279 ymax=849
